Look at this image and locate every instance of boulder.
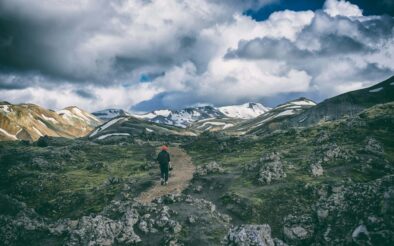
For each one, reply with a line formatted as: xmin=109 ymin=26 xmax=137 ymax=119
xmin=310 ymin=162 xmax=324 ymax=177
xmin=223 ymin=224 xmax=285 ymax=246
xmin=364 ymin=137 xmax=384 ymax=155
xmin=258 ymin=153 xmax=286 ymax=184
xmin=195 ymin=161 xmax=225 ymax=176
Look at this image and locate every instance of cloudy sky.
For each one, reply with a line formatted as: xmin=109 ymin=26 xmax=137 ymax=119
xmin=0 ymin=0 xmax=393 ymax=112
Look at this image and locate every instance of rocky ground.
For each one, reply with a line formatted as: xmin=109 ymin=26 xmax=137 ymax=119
xmin=0 ymin=102 xmax=394 ymax=245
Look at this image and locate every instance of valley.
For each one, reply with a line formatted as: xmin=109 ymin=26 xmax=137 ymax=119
xmin=0 ymin=76 xmax=393 ymax=245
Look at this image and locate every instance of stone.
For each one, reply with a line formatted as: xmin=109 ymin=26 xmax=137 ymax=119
xmin=195 ymin=161 xmax=225 ymax=176
xmin=258 ymin=153 xmax=286 ymax=184
xmin=187 ymin=215 xmax=197 ymax=224
xmin=364 ymin=137 xmax=384 ymax=155
xmin=310 ymin=162 xmax=324 ymax=177
xmin=67 ymin=209 xmax=140 ymax=245
xmin=223 ymin=224 xmax=276 ymax=246
xmin=283 ymin=215 xmax=314 ymax=241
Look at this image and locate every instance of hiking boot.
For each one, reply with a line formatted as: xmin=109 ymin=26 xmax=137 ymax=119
xmin=165 ymin=181 xmax=168 ymax=185
xmin=161 ymin=179 xmax=164 ymax=185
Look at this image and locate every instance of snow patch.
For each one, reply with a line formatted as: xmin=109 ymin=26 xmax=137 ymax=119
xmin=275 ymin=110 xmax=296 ymax=118
xmin=97 ymin=133 xmax=130 ymax=140
xmin=0 ymin=105 xmax=11 ymax=114
xmin=390 ymin=82 xmax=394 ymax=86
xmin=218 ymin=103 xmax=270 ymax=119
xmin=0 ymin=128 xmax=17 ymax=140
xmin=90 ymin=117 xmax=125 ymax=137
xmin=146 ymin=128 xmax=154 ymax=133
xmin=41 ymin=114 xmax=58 ymax=124
xmin=101 ymin=117 xmax=124 ymax=131
xmin=222 ymin=123 xmax=234 ymax=129
xmin=134 ymin=109 xmax=172 ymax=119
xmin=32 ymin=127 xmax=43 ymax=137
xmin=58 ymin=107 xmax=99 ymax=124
xmin=369 ymin=87 xmax=383 ymax=93
xmin=93 ymin=109 xmax=130 ymax=120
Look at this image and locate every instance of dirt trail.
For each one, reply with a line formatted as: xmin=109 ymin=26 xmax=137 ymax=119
xmin=137 ymin=147 xmax=195 ymax=204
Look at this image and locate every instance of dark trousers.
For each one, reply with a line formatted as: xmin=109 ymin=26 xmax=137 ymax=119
xmin=160 ymin=164 xmax=169 ymax=182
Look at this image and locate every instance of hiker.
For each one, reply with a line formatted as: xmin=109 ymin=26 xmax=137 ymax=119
xmin=157 ymin=145 xmax=171 ymax=185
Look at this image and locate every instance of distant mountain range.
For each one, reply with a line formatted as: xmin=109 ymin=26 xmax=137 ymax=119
xmin=92 ymin=109 xmax=131 ymax=121
xmin=1 ymin=76 xmax=393 ymax=141
xmin=93 ymin=102 xmax=270 ymax=128
xmin=0 ymin=102 xmax=101 ymax=141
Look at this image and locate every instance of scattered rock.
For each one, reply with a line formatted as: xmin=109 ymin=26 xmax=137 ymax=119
xmin=106 ymin=176 xmax=121 ymax=185
xmin=194 ymin=185 xmax=203 ymax=193
xmin=364 ymin=137 xmax=384 ymax=155
xmin=187 ymin=215 xmax=197 ymax=224
xmin=86 ymin=162 xmax=104 ymax=171
xmin=310 ymin=161 xmax=324 ymax=177
xmin=68 ymin=209 xmax=141 ymax=245
xmin=352 ymin=224 xmax=370 ymax=244
xmin=283 ymin=215 xmax=314 ymax=242
xmin=223 ymin=224 xmax=284 ymax=246
xmin=195 ymin=161 xmax=225 ymax=176
xmin=258 ymin=153 xmax=286 ymax=184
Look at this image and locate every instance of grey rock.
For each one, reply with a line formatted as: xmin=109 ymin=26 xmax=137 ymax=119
xmin=223 ymin=224 xmax=278 ymax=246
xmin=258 ymin=153 xmax=286 ymax=184
xmin=364 ymin=137 xmax=384 ymax=155
xmin=195 ymin=161 xmax=225 ymax=176
xmin=67 ymin=209 xmax=140 ymax=245
xmin=283 ymin=215 xmax=314 ymax=241
xmin=310 ymin=162 xmax=324 ymax=177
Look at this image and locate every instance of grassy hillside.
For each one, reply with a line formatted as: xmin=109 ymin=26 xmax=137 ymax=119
xmin=0 ymin=138 xmax=157 ymax=220
xmin=183 ymin=102 xmax=394 ymax=244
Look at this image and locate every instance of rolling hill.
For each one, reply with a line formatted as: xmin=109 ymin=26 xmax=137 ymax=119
xmin=0 ymin=102 xmax=101 ymax=141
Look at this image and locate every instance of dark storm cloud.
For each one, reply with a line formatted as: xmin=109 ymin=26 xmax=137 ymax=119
xmin=1 ymin=0 xmax=393 ymax=112
xmin=73 ymin=89 xmax=96 ymax=99
xmin=0 ymin=0 xmax=276 ymax=89
xmin=0 ymin=2 xmax=107 ymax=84
xmin=226 ymin=34 xmax=370 ymax=60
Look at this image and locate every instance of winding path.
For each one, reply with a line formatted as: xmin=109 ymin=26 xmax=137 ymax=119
xmin=137 ymin=147 xmax=195 ymax=204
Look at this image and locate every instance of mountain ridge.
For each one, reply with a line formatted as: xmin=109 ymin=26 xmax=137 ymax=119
xmin=0 ymin=102 xmax=102 ymax=141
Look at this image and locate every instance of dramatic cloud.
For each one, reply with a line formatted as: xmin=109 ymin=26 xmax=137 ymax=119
xmin=0 ymin=0 xmax=393 ymax=111
xmin=226 ymin=1 xmax=394 ymax=99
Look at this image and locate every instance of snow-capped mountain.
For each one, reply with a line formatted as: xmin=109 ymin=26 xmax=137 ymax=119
xmin=134 ymin=106 xmax=225 ymax=128
xmin=92 ymin=109 xmax=131 ymax=121
xmin=0 ymin=102 xmax=102 ymax=141
xmin=226 ymin=98 xmax=316 ymax=134
xmin=218 ymin=102 xmax=270 ymax=119
xmin=132 ymin=103 xmax=269 ymax=128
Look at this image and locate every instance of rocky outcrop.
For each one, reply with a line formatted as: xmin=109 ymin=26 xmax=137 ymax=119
xmin=364 ymin=137 xmax=384 ymax=155
xmin=283 ymin=215 xmax=314 ymax=242
xmin=223 ymin=224 xmax=286 ymax=246
xmin=68 ymin=211 xmax=141 ymax=245
xmin=310 ymin=162 xmax=324 ymax=177
xmin=258 ymin=153 xmax=286 ymax=184
xmin=195 ymin=161 xmax=225 ymax=176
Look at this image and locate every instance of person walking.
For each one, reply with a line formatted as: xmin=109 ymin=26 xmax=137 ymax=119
xmin=157 ymin=145 xmax=171 ymax=185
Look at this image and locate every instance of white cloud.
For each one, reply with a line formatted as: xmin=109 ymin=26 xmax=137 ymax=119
xmin=0 ymin=0 xmax=393 ymax=112
xmin=323 ymin=0 xmax=363 ymax=17
xmin=0 ymin=83 xmax=161 ymax=112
